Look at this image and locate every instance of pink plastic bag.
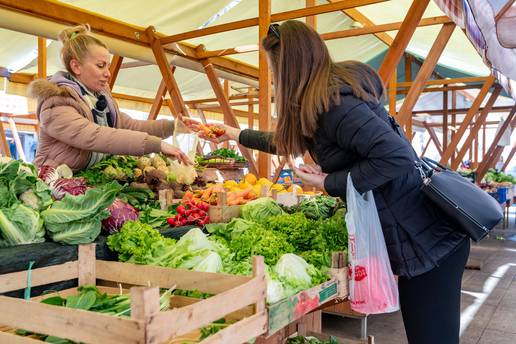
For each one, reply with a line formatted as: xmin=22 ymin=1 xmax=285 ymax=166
xmin=345 ymin=174 xmax=399 ymax=314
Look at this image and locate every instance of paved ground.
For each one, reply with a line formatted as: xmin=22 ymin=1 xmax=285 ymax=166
xmin=322 ymin=215 xmax=516 ymax=344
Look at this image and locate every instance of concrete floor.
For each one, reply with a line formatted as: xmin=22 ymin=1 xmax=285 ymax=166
xmin=322 ymin=218 xmax=516 ymax=344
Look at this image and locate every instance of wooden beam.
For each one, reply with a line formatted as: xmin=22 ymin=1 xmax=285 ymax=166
xmin=108 ymin=55 xmax=123 ymax=90
xmin=248 ymin=93 xmax=255 ymax=130
xmin=396 ymin=84 xmax=482 ymax=95
xmin=477 ymin=105 xmax=516 ymax=179
xmin=160 ymin=0 xmax=386 ymax=45
xmin=37 ymin=36 xmax=46 ymax=79
xmin=396 ymin=76 xmax=488 ymax=88
xmin=200 ymin=56 xmax=258 ymax=174
xmin=378 ymin=0 xmax=430 ymax=84
xmin=0 ymin=120 xmax=11 ymax=157
xmin=440 ymin=77 xmax=495 ymax=165
xmin=120 ymin=61 xmax=152 ymax=69
xmin=412 ymin=105 xmax=514 ymax=116
xmin=148 ymin=79 xmax=167 ymax=120
xmin=338 ymin=6 xmax=393 ymax=46
xmin=421 ymin=137 xmax=432 ymax=156
xmin=388 ymin=68 xmax=397 ymax=116
xmin=443 ymin=89 xmax=448 ymax=149
xmin=451 ymin=85 xmax=502 ymax=169
xmin=306 ymin=0 xmax=317 ymax=28
xmin=146 ymin=27 xmax=188 ymax=120
xmin=423 ymin=122 xmax=443 ymax=155
xmin=320 ymin=16 xmax=451 ymax=41
xmin=501 ymin=143 xmax=516 ymax=171
xmin=451 ymin=90 xmax=457 ymax=162
xmin=405 ymin=54 xmax=412 ymax=81
xmin=397 ymin=23 xmax=456 ymax=127
xmin=258 ymin=0 xmax=272 ymax=179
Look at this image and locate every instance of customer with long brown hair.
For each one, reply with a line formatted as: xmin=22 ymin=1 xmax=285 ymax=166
xmin=29 ymin=24 xmax=191 ymax=171
xmin=190 ymin=20 xmax=469 ymax=344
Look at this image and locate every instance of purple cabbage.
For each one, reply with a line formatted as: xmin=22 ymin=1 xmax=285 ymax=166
xmin=102 ymin=199 xmax=139 ymax=234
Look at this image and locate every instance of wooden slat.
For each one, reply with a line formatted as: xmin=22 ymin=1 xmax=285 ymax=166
xmin=412 ymin=105 xmax=513 ymax=116
xmin=397 ymin=23 xmax=455 ymax=127
xmin=169 ymin=296 xmax=255 ymax=322
xmin=0 ymin=261 xmax=77 ymax=294
xmin=451 ymin=85 xmax=502 ymax=169
xmin=108 ymin=55 xmax=123 ymax=90
xmin=306 ymin=0 xmax=317 ymax=28
xmin=378 ymin=0 xmax=430 ymax=84
xmin=477 ymin=105 xmax=516 ymax=179
xmin=396 ymin=76 xmax=488 ymax=88
xmin=159 ymin=0 xmax=386 ymax=45
xmin=96 ymin=260 xmax=251 ymax=295
xmin=423 ymin=122 xmax=443 ymax=155
xmin=443 ymin=89 xmax=449 ymax=149
xmin=421 ymin=137 xmax=432 ymax=156
xmin=78 ymin=244 xmax=96 ymax=286
xmin=258 ymin=0 xmax=272 ymax=179
xmin=131 ymin=287 xmax=160 ymax=323
xmin=199 ymin=312 xmax=267 ymax=344
xmin=320 ymin=15 xmax=451 ymax=41
xmin=147 ymin=276 xmax=265 ymax=343
xmin=37 ymin=36 xmax=46 ymax=79
xmin=148 ymin=79 xmax=167 ymax=120
xmin=200 ymin=57 xmax=258 ymax=174
xmin=0 ymin=296 xmax=143 ymax=344
xmin=338 ymin=5 xmax=393 ymax=45
xmin=440 ymin=77 xmax=495 ymax=164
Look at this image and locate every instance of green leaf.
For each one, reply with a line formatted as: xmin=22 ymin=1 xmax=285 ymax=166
xmin=65 ymin=290 xmax=97 ymax=310
xmin=48 ymin=210 xmax=108 ymax=244
xmin=41 ymin=296 xmax=66 ymax=306
xmin=41 ymin=182 xmax=121 ymax=225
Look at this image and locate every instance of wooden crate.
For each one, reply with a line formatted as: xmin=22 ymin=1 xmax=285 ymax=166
xmin=0 ymin=244 xmax=267 ymax=344
xmin=208 ymin=191 xmax=243 ymax=223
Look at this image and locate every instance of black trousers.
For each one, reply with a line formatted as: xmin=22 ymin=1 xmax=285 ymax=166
xmin=398 ymin=239 xmax=470 ymax=344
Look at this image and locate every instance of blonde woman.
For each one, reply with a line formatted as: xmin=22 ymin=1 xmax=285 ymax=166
xmin=29 ymin=24 xmax=191 ymax=171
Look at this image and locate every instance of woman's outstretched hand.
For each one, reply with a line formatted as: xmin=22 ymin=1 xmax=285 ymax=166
xmin=160 ymin=142 xmax=193 ymax=165
xmin=183 ymin=119 xmax=240 ymax=143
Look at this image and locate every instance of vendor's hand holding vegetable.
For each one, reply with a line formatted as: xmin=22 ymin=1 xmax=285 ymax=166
xmin=160 ymin=142 xmax=193 ymax=165
xmin=184 ymin=119 xmax=240 ymax=143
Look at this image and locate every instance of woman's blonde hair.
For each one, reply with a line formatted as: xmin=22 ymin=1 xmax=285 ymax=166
xmin=58 ymin=24 xmax=107 ymax=75
xmin=262 ymin=20 xmax=385 ymax=157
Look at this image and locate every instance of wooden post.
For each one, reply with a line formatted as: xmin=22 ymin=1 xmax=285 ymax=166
xmin=482 ymin=123 xmax=487 ymax=158
xmin=130 ymin=287 xmax=160 ymax=323
xmin=451 ymin=85 xmax=502 ymax=169
xmin=378 ymin=0 xmax=430 ymax=84
xmin=258 ymin=0 xmax=272 ymax=178
xmin=388 ymin=68 xmax=397 ymax=116
xmin=306 ymin=0 xmax=317 ymax=28
xmin=0 ymin=120 xmax=11 ymax=157
xmin=146 ymin=26 xmax=189 ymax=120
xmin=451 ymin=90 xmax=457 ymax=162
xmin=149 ymin=79 xmax=167 ymax=120
xmin=477 ymin=105 xmax=516 ymax=179
xmin=78 ymin=244 xmax=96 ymax=286
xmin=248 ymin=92 xmax=254 ymax=130
xmin=108 ymin=55 xmax=123 ymax=90
xmin=397 ymin=23 xmax=456 ymax=127
xmin=252 ymin=256 xmax=266 ymax=316
xmin=7 ymin=118 xmax=26 ymax=162
xmin=37 ymin=37 xmax=47 ymax=79
xmin=405 ymin=54 xmax=412 ymax=81
xmin=440 ymin=77 xmax=495 ymax=165
xmin=199 ymin=56 xmax=258 ymax=174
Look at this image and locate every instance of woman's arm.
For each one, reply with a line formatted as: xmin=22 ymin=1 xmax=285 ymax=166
xmin=118 ymin=112 xmax=174 ymax=138
xmin=323 ymin=103 xmax=415 ymax=197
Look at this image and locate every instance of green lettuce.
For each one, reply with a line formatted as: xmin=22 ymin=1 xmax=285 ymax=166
xmin=42 ymin=182 xmax=121 ymax=244
xmin=240 ymin=197 xmax=284 ymax=222
xmin=0 ymin=203 xmax=44 ymax=247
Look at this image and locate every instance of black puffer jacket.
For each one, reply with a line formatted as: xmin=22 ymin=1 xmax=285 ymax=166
xmin=239 ymin=85 xmax=467 ymax=277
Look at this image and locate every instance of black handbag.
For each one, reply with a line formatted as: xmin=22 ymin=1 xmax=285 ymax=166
xmin=387 ymin=116 xmax=503 ymax=242
xmin=416 ymin=157 xmax=503 ymax=242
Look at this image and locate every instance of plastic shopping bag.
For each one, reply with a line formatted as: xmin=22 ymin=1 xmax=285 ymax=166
xmin=345 ymin=173 xmax=399 ymax=314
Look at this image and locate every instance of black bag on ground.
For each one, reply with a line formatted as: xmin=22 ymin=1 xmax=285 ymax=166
xmin=416 ymin=157 xmax=503 ymax=242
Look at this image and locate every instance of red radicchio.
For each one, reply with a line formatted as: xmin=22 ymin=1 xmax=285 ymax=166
xmin=52 ymin=178 xmax=88 ymax=200
xmin=102 ymin=199 xmax=139 ymax=234
xmin=38 ymin=165 xmax=59 ymax=186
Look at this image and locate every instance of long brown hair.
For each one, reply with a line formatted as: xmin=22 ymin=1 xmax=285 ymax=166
xmin=262 ymin=20 xmax=385 ymax=157
xmin=58 ymin=24 xmax=108 ymax=76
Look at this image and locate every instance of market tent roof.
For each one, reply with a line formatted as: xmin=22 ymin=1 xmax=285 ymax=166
xmin=0 ymin=0 xmax=492 ymax=102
